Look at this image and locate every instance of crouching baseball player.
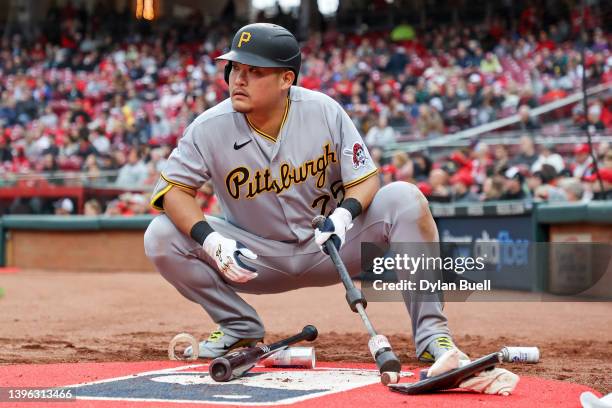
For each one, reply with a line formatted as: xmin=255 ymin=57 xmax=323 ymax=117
xmin=144 ymin=23 xmax=467 ymax=363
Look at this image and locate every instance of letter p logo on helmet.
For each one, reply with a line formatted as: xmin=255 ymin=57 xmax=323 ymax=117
xmin=238 ymin=32 xmax=251 ymax=48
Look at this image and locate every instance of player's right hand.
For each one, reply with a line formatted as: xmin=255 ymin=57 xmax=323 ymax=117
xmin=203 ymin=232 xmax=258 ymax=283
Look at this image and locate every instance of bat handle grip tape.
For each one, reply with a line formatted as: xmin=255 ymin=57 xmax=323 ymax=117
xmin=268 ymin=327 xmax=317 ymax=350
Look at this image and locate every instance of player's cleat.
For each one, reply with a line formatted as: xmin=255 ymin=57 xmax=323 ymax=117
xmin=418 ymin=336 xmax=469 ymax=363
xmin=184 ymin=328 xmax=262 ymax=359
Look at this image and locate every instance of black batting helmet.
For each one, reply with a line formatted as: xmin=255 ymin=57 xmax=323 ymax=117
xmin=216 ymin=23 xmax=301 ymax=85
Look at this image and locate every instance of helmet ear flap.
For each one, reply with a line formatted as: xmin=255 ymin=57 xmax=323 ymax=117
xmin=224 ymin=63 xmax=231 ymax=84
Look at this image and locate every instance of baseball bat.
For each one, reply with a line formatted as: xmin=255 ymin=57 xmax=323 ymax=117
xmin=209 ymin=325 xmax=318 ymax=382
xmin=312 ymin=215 xmax=401 ymax=377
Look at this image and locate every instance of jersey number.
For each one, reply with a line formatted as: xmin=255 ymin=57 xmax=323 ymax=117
xmin=311 ymin=180 xmax=345 ymax=216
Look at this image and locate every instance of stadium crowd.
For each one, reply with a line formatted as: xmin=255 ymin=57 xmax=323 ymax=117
xmin=0 ymin=1 xmax=610 ymax=214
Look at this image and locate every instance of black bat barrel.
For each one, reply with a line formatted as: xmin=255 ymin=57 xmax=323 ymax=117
xmin=209 ymin=349 xmax=255 ymax=382
xmin=209 ymin=325 xmax=318 ymax=382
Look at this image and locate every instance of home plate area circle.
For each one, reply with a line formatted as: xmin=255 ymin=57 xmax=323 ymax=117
xmin=0 ymin=361 xmax=602 ymax=407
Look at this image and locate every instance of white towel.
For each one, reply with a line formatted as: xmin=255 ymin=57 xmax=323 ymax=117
xmin=427 ymin=349 xmax=519 ymax=396
xmin=581 ymin=392 xmax=612 ymax=408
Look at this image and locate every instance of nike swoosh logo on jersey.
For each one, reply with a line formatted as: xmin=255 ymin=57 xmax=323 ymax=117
xmin=234 ymin=140 xmax=252 ymax=150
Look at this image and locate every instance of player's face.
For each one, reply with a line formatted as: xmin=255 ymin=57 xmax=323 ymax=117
xmin=228 ymin=62 xmax=293 ymax=113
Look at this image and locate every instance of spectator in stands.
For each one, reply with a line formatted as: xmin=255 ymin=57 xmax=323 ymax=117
xmin=470 ymin=142 xmax=491 ymax=185
xmin=473 ymin=90 xmax=498 ymax=126
xmin=513 ymin=105 xmax=540 ymax=134
xmin=84 ymin=199 xmax=102 ymax=215
xmin=517 ymin=87 xmax=538 ymax=109
xmin=557 ymin=178 xmax=585 ymax=202
xmin=480 ymin=52 xmax=502 ymax=74
xmin=582 ymin=104 xmax=606 ymax=134
xmin=0 ymin=135 xmax=13 ymax=163
xmin=526 ymin=170 xmax=542 ymax=195
xmin=90 ymin=129 xmax=110 ymax=156
xmin=585 ymin=168 xmax=612 ymax=200
xmin=128 ymin=193 xmax=148 ymax=215
xmin=15 ymin=88 xmax=39 ymax=124
xmin=602 ymin=148 xmax=612 ymax=170
xmin=110 ymin=149 xmax=126 ymax=172
xmin=143 ymin=161 xmax=161 ymax=186
xmin=103 ymin=192 xmax=148 ymax=216
xmin=450 ymin=171 xmax=479 ymax=202
xmin=0 ymin=93 xmax=17 ymax=126
xmin=428 ymin=168 xmax=452 ymax=202
xmin=365 ymin=114 xmax=397 ymax=147
xmin=82 ymin=154 xmax=104 ymax=184
xmin=387 ymin=99 xmax=409 ymax=130
xmin=149 ymin=147 xmax=169 ymax=173
xmin=416 ymin=105 xmax=444 ymax=138
xmin=54 ymin=198 xmax=74 ymax=215
xmin=76 ymin=130 xmax=98 ymax=160
xmin=390 ymin=151 xmax=413 ymax=182
xmin=39 ymin=153 xmax=61 ymax=183
xmin=39 ymin=106 xmax=59 ymax=129
xmin=402 ymin=89 xmax=421 ymax=123
xmin=532 ymin=164 xmax=568 ymax=202
xmin=30 ymin=128 xmax=53 ymax=160
xmin=493 ymin=144 xmax=511 ymax=171
xmin=481 ymin=177 xmax=504 ymax=201
xmin=115 ymin=148 xmax=148 ymax=187
xmin=531 ymin=143 xmax=565 ymax=173
xmin=410 ymin=152 xmax=432 ymax=182
xmin=380 ymin=164 xmax=397 ymax=185
xmin=8 ymin=196 xmax=41 ymax=214
xmin=571 ymin=144 xmax=594 ymax=179
xmin=366 ymin=146 xmax=383 ymax=171
xmin=347 ymin=104 xmax=368 ymax=134
xmin=104 ymin=200 xmax=123 ymax=216
xmin=385 ymin=46 xmax=409 ymax=76
xmin=511 ymin=135 xmax=539 ymax=170
xmin=500 ymin=166 xmax=529 ymax=200
xmin=150 ymin=113 xmax=172 ymax=142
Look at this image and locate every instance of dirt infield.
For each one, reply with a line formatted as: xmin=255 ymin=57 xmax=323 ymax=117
xmin=1 ymin=270 xmax=611 ymax=394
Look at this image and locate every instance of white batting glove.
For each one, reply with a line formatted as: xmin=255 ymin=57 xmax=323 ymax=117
xmin=203 ymin=232 xmax=258 ymax=283
xmin=314 ymin=207 xmax=353 ymax=254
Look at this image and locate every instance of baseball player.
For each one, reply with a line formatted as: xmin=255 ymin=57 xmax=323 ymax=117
xmin=144 ymin=23 xmax=467 ymax=363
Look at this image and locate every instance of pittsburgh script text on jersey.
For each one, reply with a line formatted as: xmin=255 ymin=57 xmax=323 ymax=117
xmin=225 ymin=143 xmax=338 ymax=199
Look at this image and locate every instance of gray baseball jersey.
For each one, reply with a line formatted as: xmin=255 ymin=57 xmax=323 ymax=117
xmin=145 ymin=87 xmax=453 ymax=356
xmin=150 ymin=86 xmax=378 ymax=244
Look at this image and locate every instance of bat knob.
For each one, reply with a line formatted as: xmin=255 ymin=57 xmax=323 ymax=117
xmin=381 ymin=371 xmax=400 ymax=385
xmin=209 ymin=357 xmax=232 ymax=382
xmin=302 ymin=325 xmax=318 ymax=341
xmin=311 ymin=215 xmax=326 ymax=229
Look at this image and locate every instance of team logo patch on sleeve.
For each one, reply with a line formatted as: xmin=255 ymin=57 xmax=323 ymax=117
xmin=343 ymin=143 xmax=369 ymax=169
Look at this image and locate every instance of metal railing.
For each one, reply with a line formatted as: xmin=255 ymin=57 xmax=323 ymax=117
xmin=384 ymin=82 xmax=612 ymax=157
xmin=0 ymin=169 xmax=154 ymax=191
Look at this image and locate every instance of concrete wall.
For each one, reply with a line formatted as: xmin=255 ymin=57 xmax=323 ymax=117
xmin=6 ymin=229 xmax=154 ymax=272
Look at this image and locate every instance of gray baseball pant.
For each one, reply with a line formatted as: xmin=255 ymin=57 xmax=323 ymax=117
xmin=144 ymin=181 xmax=451 ymax=357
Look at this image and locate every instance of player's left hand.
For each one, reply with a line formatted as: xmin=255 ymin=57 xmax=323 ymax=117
xmin=314 ymin=207 xmax=353 ymax=254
